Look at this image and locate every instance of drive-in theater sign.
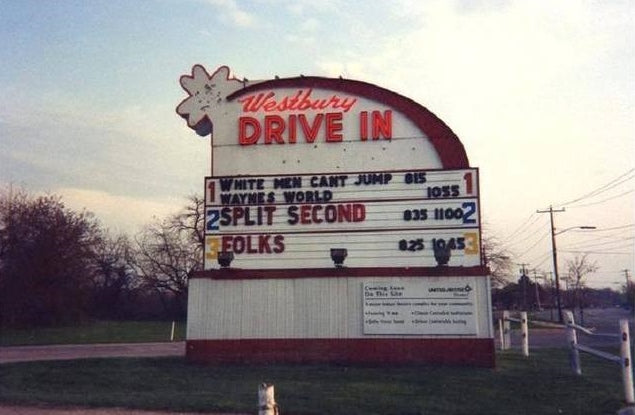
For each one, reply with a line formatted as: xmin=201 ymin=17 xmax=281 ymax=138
xmin=176 ymin=65 xmax=494 ymax=367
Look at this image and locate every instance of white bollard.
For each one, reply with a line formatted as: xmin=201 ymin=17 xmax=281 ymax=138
xmin=565 ymin=311 xmax=581 ymax=375
xmin=521 ymin=311 xmax=529 ymax=357
xmin=258 ymin=383 xmax=279 ymax=415
xmin=170 ymin=321 xmax=176 ymax=342
xmin=620 ymin=319 xmax=634 ymax=406
xmin=503 ymin=310 xmax=511 ymax=351
xmin=498 ymin=319 xmax=505 ymax=351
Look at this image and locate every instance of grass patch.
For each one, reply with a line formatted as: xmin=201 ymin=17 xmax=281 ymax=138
xmin=0 ymin=321 xmax=185 ymax=346
xmin=0 ymin=349 xmax=627 ymax=414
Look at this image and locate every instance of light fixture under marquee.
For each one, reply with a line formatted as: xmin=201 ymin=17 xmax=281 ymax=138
xmin=217 ymin=251 xmax=234 ymax=268
xmin=330 ymin=248 xmax=348 ymax=268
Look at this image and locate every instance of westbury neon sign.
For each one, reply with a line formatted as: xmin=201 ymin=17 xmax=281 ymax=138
xmin=176 ymin=64 xmax=471 ymax=169
xmin=176 ymin=65 xmax=393 ymax=146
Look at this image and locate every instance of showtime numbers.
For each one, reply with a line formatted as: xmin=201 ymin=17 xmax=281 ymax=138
xmin=432 ymin=237 xmax=465 ymax=251
xmin=433 ymin=202 xmax=476 ymax=224
xmin=404 ymin=171 xmax=427 ymax=184
xmin=405 ymin=171 xmax=475 ymax=198
xmin=403 ymin=208 xmax=428 ymax=221
xmin=427 ymin=185 xmax=459 ymax=198
xmin=398 ymin=232 xmax=479 ymax=255
xmin=399 ymin=238 xmax=424 ymax=252
xmin=403 ymin=202 xmax=476 ymax=224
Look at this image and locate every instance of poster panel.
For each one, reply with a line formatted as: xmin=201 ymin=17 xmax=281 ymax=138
xmin=363 ymin=278 xmax=478 ymax=335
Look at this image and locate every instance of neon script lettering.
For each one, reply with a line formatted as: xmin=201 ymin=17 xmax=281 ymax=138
xmin=238 ymin=89 xmax=357 ymax=113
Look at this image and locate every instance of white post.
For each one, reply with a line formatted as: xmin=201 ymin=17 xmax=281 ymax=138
xmin=498 ymin=319 xmax=505 ymax=351
xmin=565 ymin=311 xmax=581 ymax=375
xmin=170 ymin=321 xmax=176 ymax=342
xmin=521 ymin=311 xmax=529 ymax=357
xmin=258 ymin=383 xmax=279 ymax=415
xmin=620 ymin=319 xmax=634 ymax=406
xmin=503 ymin=310 xmax=511 ymax=351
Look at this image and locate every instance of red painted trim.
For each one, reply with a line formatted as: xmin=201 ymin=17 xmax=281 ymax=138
xmin=191 ymin=265 xmax=490 ymax=280
xmin=227 ymin=77 xmax=470 ymax=169
xmin=186 ymin=338 xmax=495 ymax=367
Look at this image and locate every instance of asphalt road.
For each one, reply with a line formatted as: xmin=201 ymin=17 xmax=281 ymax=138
xmin=0 ymin=342 xmax=185 ymax=364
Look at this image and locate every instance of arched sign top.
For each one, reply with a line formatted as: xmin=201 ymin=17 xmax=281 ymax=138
xmin=176 ymin=65 xmax=470 ymax=169
xmin=227 ymin=76 xmax=469 ymax=169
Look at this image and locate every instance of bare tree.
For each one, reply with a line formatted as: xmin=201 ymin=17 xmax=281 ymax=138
xmin=133 ymin=195 xmax=204 ymax=319
xmin=566 ymin=254 xmax=598 ymax=325
xmin=168 ymin=195 xmax=205 ymax=253
xmin=90 ymin=233 xmax=140 ymax=319
xmin=481 ymin=234 xmax=514 ymax=288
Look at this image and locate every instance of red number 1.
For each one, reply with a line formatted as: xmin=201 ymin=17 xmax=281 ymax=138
xmin=207 ymin=181 xmax=215 ymax=203
xmin=463 ymin=172 xmax=473 ymax=195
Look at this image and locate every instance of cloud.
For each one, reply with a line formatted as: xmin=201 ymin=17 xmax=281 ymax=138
xmin=300 ymin=17 xmax=320 ymax=32
xmin=284 ymin=18 xmax=320 ymax=45
xmin=57 ymin=187 xmax=184 ymax=233
xmin=310 ymin=0 xmax=634 ymax=281
xmin=285 ymin=0 xmax=340 ymax=15
xmin=0 ymin=92 xmax=209 ymax=203
xmin=203 ymin=0 xmax=257 ymax=27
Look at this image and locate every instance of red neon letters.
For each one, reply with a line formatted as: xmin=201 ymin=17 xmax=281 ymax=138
xmin=239 ymin=110 xmax=392 ymax=145
xmin=236 ymin=88 xmax=392 ymax=145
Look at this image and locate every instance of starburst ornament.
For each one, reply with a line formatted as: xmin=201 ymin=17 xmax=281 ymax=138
xmin=176 ymin=65 xmax=243 ymax=136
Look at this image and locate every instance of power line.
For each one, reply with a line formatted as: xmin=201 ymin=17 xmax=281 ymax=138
xmin=560 ymin=237 xmax=634 ymax=251
xmin=569 ymin=223 xmax=634 ymax=233
xmin=500 ymin=213 xmax=540 ymax=243
xmin=566 ymin=189 xmax=634 ymax=209
xmin=518 ymin=250 xmax=553 ymax=270
xmin=518 ymin=230 xmax=551 ymax=254
xmin=559 ymin=168 xmax=635 ymax=207
xmin=532 ymin=254 xmax=552 ymax=269
xmin=560 ymin=250 xmax=632 ymax=255
xmin=501 ymin=216 xmax=549 ymax=248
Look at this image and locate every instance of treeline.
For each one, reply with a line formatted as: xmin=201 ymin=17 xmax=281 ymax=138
xmin=0 ymin=187 xmax=204 ymax=328
xmin=492 ymin=275 xmax=630 ymax=311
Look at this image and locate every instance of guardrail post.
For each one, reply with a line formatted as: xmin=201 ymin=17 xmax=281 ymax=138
xmin=521 ymin=311 xmax=529 ymax=357
xmin=620 ymin=319 xmax=634 ymax=406
xmin=258 ymin=383 xmax=279 ymax=415
xmin=565 ymin=311 xmax=581 ymax=375
xmin=503 ymin=310 xmax=511 ymax=351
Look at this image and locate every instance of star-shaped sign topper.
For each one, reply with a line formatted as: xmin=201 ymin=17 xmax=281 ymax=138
xmin=176 ymin=65 xmax=244 ymax=137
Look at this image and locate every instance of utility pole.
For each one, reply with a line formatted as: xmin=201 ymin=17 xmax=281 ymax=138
xmin=546 ymin=271 xmax=554 ymax=321
xmin=518 ymin=263 xmax=530 ymax=311
xmin=532 ymin=268 xmax=542 ymax=311
xmin=537 ymin=206 xmax=566 ymax=323
xmin=624 ymin=269 xmax=632 ymax=310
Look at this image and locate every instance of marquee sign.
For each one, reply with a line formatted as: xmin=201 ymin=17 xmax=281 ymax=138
xmin=203 ymin=168 xmax=481 ymax=269
xmin=178 ymin=65 xmax=494 ymax=367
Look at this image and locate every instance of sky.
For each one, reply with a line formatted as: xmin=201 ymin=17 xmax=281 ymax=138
xmin=1 ymin=0 xmax=633 ymax=289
